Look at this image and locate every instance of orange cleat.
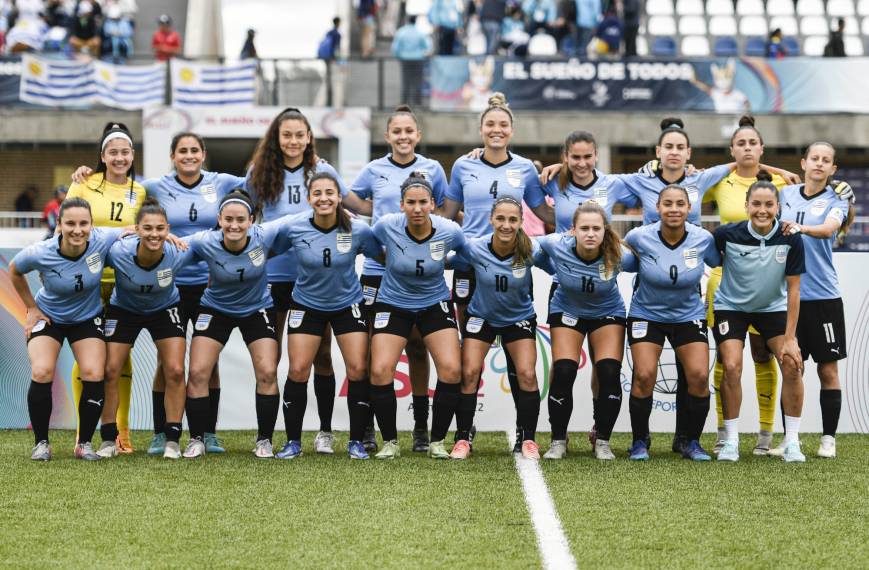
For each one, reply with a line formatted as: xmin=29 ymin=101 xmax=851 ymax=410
xmin=521 ymin=440 xmax=540 ymax=460
xmin=450 ymin=439 xmax=471 ymax=460
xmin=116 ymin=429 xmax=134 ymax=454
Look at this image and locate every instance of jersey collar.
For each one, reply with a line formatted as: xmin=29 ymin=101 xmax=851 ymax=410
xmin=487 ymin=238 xmax=514 ymax=262
xmin=220 ymin=235 xmax=251 ymax=255
xmin=404 ymin=224 xmax=435 ymax=244
xmin=387 ymin=154 xmax=418 ymax=169
xmin=746 ymin=218 xmax=779 ymax=242
xmin=134 ymin=249 xmax=166 ymax=271
xmin=657 ymin=228 xmax=688 ymax=250
xmin=309 ymin=217 xmax=339 ymax=234
xmin=570 ymin=170 xmax=599 ymax=190
xmin=56 ymin=235 xmax=91 ymax=261
xmin=174 ymin=173 xmax=204 ymax=189
xmin=480 ymin=151 xmax=512 ymax=169
xmin=570 ymin=237 xmax=602 ymax=265
xmin=799 ymin=184 xmax=829 ymax=202
xmin=283 ymin=163 xmax=304 ymax=173
xmin=656 ymin=170 xmax=686 ymax=186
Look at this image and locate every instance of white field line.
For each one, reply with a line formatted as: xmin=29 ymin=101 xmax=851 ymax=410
xmin=508 ymin=431 xmax=577 ymax=570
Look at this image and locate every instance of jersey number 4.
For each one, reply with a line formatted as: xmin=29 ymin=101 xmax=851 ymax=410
xmin=489 ymin=181 xmax=498 ymax=199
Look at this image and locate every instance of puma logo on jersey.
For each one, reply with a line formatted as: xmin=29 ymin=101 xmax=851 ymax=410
xmin=49 ymin=269 xmax=62 ymax=278
xmin=297 ymin=238 xmax=313 ymax=248
xmin=393 ymin=243 xmax=407 ymax=254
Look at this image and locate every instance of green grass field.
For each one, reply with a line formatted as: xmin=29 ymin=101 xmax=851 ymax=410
xmin=1 ymin=430 xmax=867 ymax=569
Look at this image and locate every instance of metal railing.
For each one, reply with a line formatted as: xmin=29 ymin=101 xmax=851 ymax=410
xmin=0 ymin=212 xmax=43 ymax=228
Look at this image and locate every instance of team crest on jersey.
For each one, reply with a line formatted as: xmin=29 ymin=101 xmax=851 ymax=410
xmin=466 ymin=316 xmax=485 ymax=334
xmin=86 ymin=252 xmax=102 ymax=274
xmin=631 ymin=320 xmax=648 ymax=339
xmin=104 ymin=319 xmax=117 ymax=337
xmin=374 ymin=312 xmax=390 ymax=329
xmin=32 ymin=320 xmax=47 ymax=333
xmin=195 ymin=314 xmax=212 ymax=331
xmin=683 ymin=248 xmax=699 ymax=269
xmin=505 ymin=168 xmax=522 ymax=188
xmin=561 ymin=313 xmax=578 ymax=327
xmin=454 ymin=279 xmax=470 ymax=298
xmin=336 ymin=233 xmax=353 ymax=254
xmin=598 ymin=264 xmax=612 ymax=280
xmin=200 ymin=183 xmax=217 ymax=203
xmin=362 ymin=285 xmax=378 ymax=305
xmin=156 ymin=268 xmax=173 ymax=287
xmin=685 ymin=186 xmax=699 ymax=204
xmin=591 ymin=186 xmax=609 ymax=207
xmin=512 ymin=263 xmax=526 ymax=278
xmin=126 ymin=189 xmax=138 ymax=206
xmin=810 ymin=199 xmax=828 ymax=217
xmin=775 ymin=246 xmax=788 ymax=264
xmin=288 ymin=310 xmax=305 ymax=329
xmin=430 ymin=241 xmax=445 ymax=261
xmin=249 ymin=246 xmax=265 ymax=267
xmin=718 ymin=320 xmax=729 ymax=335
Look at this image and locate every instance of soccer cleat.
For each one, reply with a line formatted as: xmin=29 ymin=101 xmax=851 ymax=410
xmin=96 ymin=440 xmax=118 ymax=459
xmin=362 ymin=424 xmax=378 ymax=452
xmin=348 ymin=440 xmax=369 ymax=460
xmin=275 ymin=440 xmax=302 ymax=459
xmin=183 ymin=439 xmax=206 ymax=459
xmin=314 ymin=431 xmax=335 ymax=454
xmin=450 ymin=439 xmax=471 ymax=460
xmin=717 ymin=441 xmax=739 ymax=462
xmin=521 ymin=440 xmax=540 ymax=460
xmin=163 ymin=441 xmax=181 ymax=459
xmin=628 ymin=440 xmax=650 ymax=461
xmin=429 ymin=439 xmax=449 ymax=459
xmin=712 ymin=439 xmax=727 ymax=456
xmin=204 ymin=432 xmax=225 ymax=454
xmin=753 ymin=430 xmax=773 ymax=456
xmin=74 ymin=442 xmax=101 ymax=461
xmin=116 ymin=429 xmax=134 ymax=454
xmin=412 ymin=427 xmax=430 ymax=452
xmin=817 ymin=435 xmax=836 ymax=458
xmin=682 ymin=440 xmax=712 ymax=462
xmin=783 ymin=441 xmax=806 ymax=463
xmin=588 ymin=424 xmax=597 ymax=448
xmin=147 ymin=433 xmax=166 ymax=456
xmin=253 ymin=439 xmax=274 ymax=459
xmin=594 ymin=439 xmax=615 ymax=460
xmin=671 ymin=434 xmax=688 ymax=454
xmin=544 ymin=440 xmax=568 ymax=459
xmin=766 ymin=439 xmax=788 ymax=457
xmin=30 ymin=440 xmax=51 ymax=461
xmin=375 ymin=439 xmax=400 ymax=460
xmin=469 ymin=425 xmax=477 ymax=445
xmin=512 ymin=427 xmax=523 ymax=453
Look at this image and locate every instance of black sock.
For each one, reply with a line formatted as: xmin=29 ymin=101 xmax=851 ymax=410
xmin=685 ymin=394 xmax=710 ymax=442
xmin=592 ymin=397 xmax=599 ymax=423
xmin=370 ymin=384 xmax=397 ymax=442
xmin=674 ymin=358 xmax=687 ymax=438
xmin=455 ymin=393 xmax=477 ymax=441
xmin=186 ymin=396 xmax=210 ymax=441
xmin=431 ymin=380 xmax=460 ymax=442
xmin=255 ymin=392 xmax=280 ymax=442
xmin=100 ymin=421 xmax=119 ymax=443
xmin=820 ymin=389 xmax=842 ymax=437
xmin=505 ymin=351 xmax=520 ymax=413
xmin=548 ymin=359 xmax=578 ymax=440
xmin=78 ymin=381 xmax=104 ymax=445
xmin=595 ymin=359 xmax=622 ymax=441
xmin=207 ymin=388 xmax=221 ymax=433
xmin=27 ymin=381 xmax=52 ymax=445
xmin=412 ymin=394 xmax=429 ymax=430
xmin=313 ymin=374 xmax=335 ymax=432
xmin=282 ymin=380 xmax=308 ymax=442
xmin=164 ymin=422 xmax=182 ymax=443
xmin=629 ymin=395 xmax=653 ymax=443
xmin=516 ymin=388 xmax=540 ymax=441
xmin=152 ymin=390 xmax=166 ymax=435
xmin=347 ymin=380 xmax=371 ymax=442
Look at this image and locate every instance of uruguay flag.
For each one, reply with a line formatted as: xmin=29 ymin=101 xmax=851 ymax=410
xmin=171 ymin=59 xmax=257 ymax=106
xmin=94 ymin=60 xmax=165 ymax=110
xmin=19 ymin=55 xmax=96 ymax=107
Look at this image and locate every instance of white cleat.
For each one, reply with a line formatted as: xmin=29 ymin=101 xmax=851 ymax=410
xmin=314 ymin=431 xmax=336 ymax=454
xmin=782 ymin=441 xmax=806 ymax=463
xmin=594 ymin=439 xmax=615 ymax=460
xmin=163 ymin=441 xmax=181 ymax=459
xmin=183 ymin=438 xmax=206 ymax=459
xmin=816 ymin=435 xmax=836 ymax=458
xmin=96 ymin=440 xmax=118 ymax=459
xmin=543 ymin=439 xmax=567 ymax=459
xmin=253 ymin=438 xmax=274 ymax=459
xmin=30 ymin=440 xmax=51 ymax=461
xmin=766 ymin=439 xmax=789 ymax=458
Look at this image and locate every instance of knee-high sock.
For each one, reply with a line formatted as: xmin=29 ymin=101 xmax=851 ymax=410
xmin=255 ymin=392 xmax=279 ymax=442
xmin=152 ymin=390 xmax=166 ymax=435
xmin=755 ymin=358 xmax=778 ymax=433
xmin=412 ymin=394 xmax=429 ymax=430
xmin=629 ymin=395 xmax=653 ymax=444
xmin=186 ymin=396 xmax=210 ymax=441
xmin=548 ymin=359 xmax=578 ymax=440
xmin=27 ymin=381 xmax=52 ymax=444
xmin=820 ymin=389 xmax=842 ymax=437
xmin=72 ymin=363 xmax=82 ymax=438
xmin=685 ymin=394 xmax=711 ymax=442
xmin=347 ymin=379 xmax=371 ymax=442
xmin=313 ymin=373 xmax=335 ymax=432
xmin=370 ymin=384 xmax=397 ymax=442
xmin=282 ymin=380 xmax=308 ymax=441
xmin=207 ymin=388 xmax=221 ymax=434
xmin=455 ymin=393 xmax=477 ymax=441
xmin=713 ymin=360 xmax=725 ymax=430
xmin=595 ymin=359 xmax=622 ymax=441
xmin=116 ymin=357 xmax=132 ymax=431
xmin=505 ymin=350 xmax=520 ymax=416
xmin=674 ymin=357 xmax=687 ymax=437
xmin=78 ymin=380 xmax=105 ymax=445
xmin=431 ymin=380 xmax=460 ymax=442
xmin=516 ymin=388 xmax=540 ymax=441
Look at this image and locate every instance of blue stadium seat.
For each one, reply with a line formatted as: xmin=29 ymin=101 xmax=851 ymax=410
xmin=744 ymin=36 xmax=767 ymax=56
xmin=714 ymin=37 xmax=739 ymax=56
xmin=651 ymin=37 xmax=677 ymax=56
xmin=782 ymin=36 xmax=800 ymax=55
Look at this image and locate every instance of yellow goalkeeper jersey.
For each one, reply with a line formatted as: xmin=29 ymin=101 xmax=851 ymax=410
xmin=703 ymin=170 xmax=787 ymax=224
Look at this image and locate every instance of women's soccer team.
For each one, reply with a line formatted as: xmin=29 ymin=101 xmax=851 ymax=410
xmin=11 ymin=95 xmax=856 ymax=464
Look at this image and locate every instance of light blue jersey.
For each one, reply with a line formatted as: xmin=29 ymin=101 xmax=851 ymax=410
xmin=621 ymin=164 xmax=731 ymax=225
xmin=622 ymin=222 xmax=720 ymax=322
xmin=536 ymin=233 xmax=631 ymax=320
xmin=246 ymin=160 xmax=348 ymax=283
xmin=780 ymin=184 xmax=849 ymax=302
xmin=446 ymin=152 xmax=545 ymax=238
xmin=106 ymin=236 xmax=193 ymax=313
xmin=282 ymin=213 xmax=383 ymax=311
xmin=143 ymin=170 xmax=244 ymax=286
xmin=352 ymin=153 xmax=448 ymax=276
xmin=453 ymin=235 xmax=542 ymax=327
xmin=12 ymin=227 xmax=125 ymax=324
xmin=371 ymin=213 xmax=466 ymax=310
xmin=537 ymin=170 xmax=636 ymax=232
xmin=186 ymin=220 xmax=292 ymax=316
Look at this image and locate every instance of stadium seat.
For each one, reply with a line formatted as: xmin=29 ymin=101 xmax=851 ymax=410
xmin=681 ymin=35 xmax=710 ymax=55
xmin=707 ymin=1 xmax=734 ymax=15
xmin=836 ymin=16 xmax=860 ymax=34
xmin=405 ymin=0 xmax=432 ymax=15
xmin=646 ymin=0 xmax=675 ymax=15
xmin=796 ymin=0 xmax=825 ymax=16
xmin=527 ymin=32 xmax=558 ymax=56
xmin=651 ymin=36 xmax=677 ymax=56
xmin=740 ymin=16 xmax=769 ymax=36
xmin=860 ymin=0 xmax=869 ymax=16
xmin=675 ymin=0 xmax=704 ymax=16
xmin=648 ymin=16 xmax=677 ymax=35
xmin=636 ymin=35 xmax=649 ymax=55
xmin=845 ymin=35 xmax=865 ymax=54
xmin=736 ymin=0 xmax=765 ymax=16
xmin=708 ymin=15 xmax=738 ymax=35
xmin=801 ymin=15 xmax=829 ymax=35
xmin=767 ymin=0 xmax=796 ymax=16
xmin=678 ymin=15 xmax=707 ymax=35
xmin=828 ymin=0 xmax=856 ymax=17
xmin=863 ymin=16 xmax=869 ymax=34
xmin=802 ymin=35 xmax=828 ymax=55
xmin=782 ymin=36 xmax=801 ymax=54
xmin=769 ymin=15 xmax=799 ymax=36
xmin=714 ymin=36 xmax=739 ymax=55
xmin=744 ymin=36 xmax=767 ymax=56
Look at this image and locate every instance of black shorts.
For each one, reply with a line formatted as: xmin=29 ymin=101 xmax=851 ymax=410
xmin=359 ymin=274 xmax=382 ymax=317
xmin=28 ymin=314 xmax=104 ymax=344
xmin=548 ymin=311 xmax=626 ymax=335
xmin=627 ymin=317 xmax=708 ymax=347
xmin=177 ymin=283 xmax=207 ymax=325
xmin=268 ymin=281 xmax=295 ymax=312
xmin=712 ymin=310 xmax=787 ymax=344
xmin=452 ymin=268 xmax=476 ymax=306
xmin=287 ymin=299 xmax=368 ymax=337
xmin=797 ymin=298 xmax=847 ymax=363
xmin=104 ymin=304 xmax=186 ymax=345
xmin=371 ymin=300 xmax=458 ymax=338
xmin=463 ymin=313 xmax=537 ymax=344
xmin=192 ymin=306 xmax=278 ymax=345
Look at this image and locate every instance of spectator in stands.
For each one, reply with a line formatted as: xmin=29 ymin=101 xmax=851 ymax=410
xmin=102 ymin=3 xmax=133 ymax=62
xmin=41 ymin=185 xmax=66 ymax=237
xmin=501 ymin=5 xmax=530 ymax=55
xmin=594 ymin=7 xmax=622 ymax=58
xmin=523 ymin=0 xmax=558 ymax=34
xmin=766 ymin=28 xmax=787 ymax=59
xmin=479 ymin=0 xmax=507 ymax=55
xmin=4 ymin=11 xmax=47 ymax=53
xmin=151 ymin=13 xmax=180 ymax=61
xmin=429 ymin=0 xmax=463 ymax=55
xmin=551 ymin=0 xmax=575 ymax=51
xmin=68 ymin=0 xmax=102 ymax=55
xmin=825 ymin=18 xmax=846 ymax=57
xmin=318 ymin=17 xmax=341 ymax=60
xmin=358 ymin=0 xmax=377 ymax=58
xmin=15 ymin=185 xmax=37 ymax=227
xmin=573 ymin=0 xmax=602 ymax=57
xmin=392 ymin=15 xmax=431 ymax=105
xmin=240 ymin=28 xmax=257 ymax=59
xmin=622 ymin=0 xmax=640 ymax=58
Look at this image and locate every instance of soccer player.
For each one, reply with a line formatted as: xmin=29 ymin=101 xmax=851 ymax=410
xmin=181 ymin=191 xmax=292 ymax=459
xmin=246 ymin=107 xmax=367 ymax=455
xmin=9 ymin=198 xmax=127 ymax=460
xmin=621 ymin=185 xmax=720 ymax=462
xmin=780 ymin=142 xmax=854 ymax=458
xmin=67 ymin=123 xmax=146 ymax=454
xmin=351 ymin=104 xmax=449 ymax=452
xmin=537 ymin=202 xmax=630 ymax=461
xmin=451 ymin=198 xmax=546 ymax=460
xmin=713 ymin=172 xmax=806 ymax=463
xmin=368 ymin=172 xmax=466 ymax=460
xmin=274 ymin=173 xmax=383 ymax=460
xmin=97 ymin=198 xmax=190 ymax=460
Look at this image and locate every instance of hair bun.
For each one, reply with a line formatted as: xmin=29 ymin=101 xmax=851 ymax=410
xmin=755 ymin=169 xmax=773 ymax=182
xmin=659 ymin=117 xmax=684 ymax=131
xmin=487 ymin=92 xmax=508 ymax=108
xmin=394 ymin=104 xmax=413 ymax=113
xmin=142 ymin=196 xmax=161 ymax=207
xmin=738 ymin=115 xmax=756 ymax=128
xmin=103 ymin=121 xmax=130 ymax=134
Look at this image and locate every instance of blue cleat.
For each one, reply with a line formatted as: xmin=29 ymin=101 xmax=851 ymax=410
xmin=147 ymin=433 xmax=166 ymax=456
xmin=628 ymin=440 xmax=650 ymax=461
xmin=682 ymin=440 xmax=712 ymax=461
xmin=275 ymin=440 xmax=302 ymax=459
xmin=782 ymin=441 xmax=806 ymax=463
xmin=348 ymin=440 xmax=369 ymax=460
xmin=204 ymin=432 xmax=225 ymax=454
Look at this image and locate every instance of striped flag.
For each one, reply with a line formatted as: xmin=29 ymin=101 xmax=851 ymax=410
xmin=171 ymin=59 xmax=257 ymax=106
xmin=93 ymin=60 xmax=165 ymax=110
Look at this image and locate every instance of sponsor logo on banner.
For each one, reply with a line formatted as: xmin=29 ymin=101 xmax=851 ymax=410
xmin=454 ymin=279 xmax=470 ymax=298
xmin=288 ymin=310 xmax=305 ymax=329
xmin=32 ymin=320 xmax=47 ymax=333
xmin=512 ymin=263 xmax=526 ymax=278
xmin=775 ymin=246 xmax=788 ymax=263
xmin=374 ymin=312 xmax=390 ymax=329
xmin=362 ymin=285 xmax=378 ymax=305
xmin=86 ymin=253 xmax=102 ymax=273
xmin=249 ymin=246 xmax=264 ymax=266
xmin=810 ymin=199 xmax=828 ymax=217
xmin=195 ymin=314 xmax=212 ymax=331
xmin=336 ymin=233 xmax=353 ymax=253
xmin=718 ymin=320 xmax=729 ymax=335
xmin=430 ymin=241 xmax=445 ymax=261
xmin=104 ymin=319 xmax=117 ymax=337
xmin=685 ymin=186 xmax=699 ymax=204
xmin=683 ymin=248 xmax=699 ymax=269
xmin=466 ymin=316 xmax=485 ymax=333
xmin=561 ymin=313 xmax=578 ymax=327
xmin=505 ymin=168 xmax=522 ymax=188
xmin=592 ymin=185 xmax=609 ymax=207
xmin=157 ymin=268 xmax=173 ymax=287
xmin=631 ymin=320 xmax=648 ymax=339
xmin=200 ymin=183 xmax=217 ymax=203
